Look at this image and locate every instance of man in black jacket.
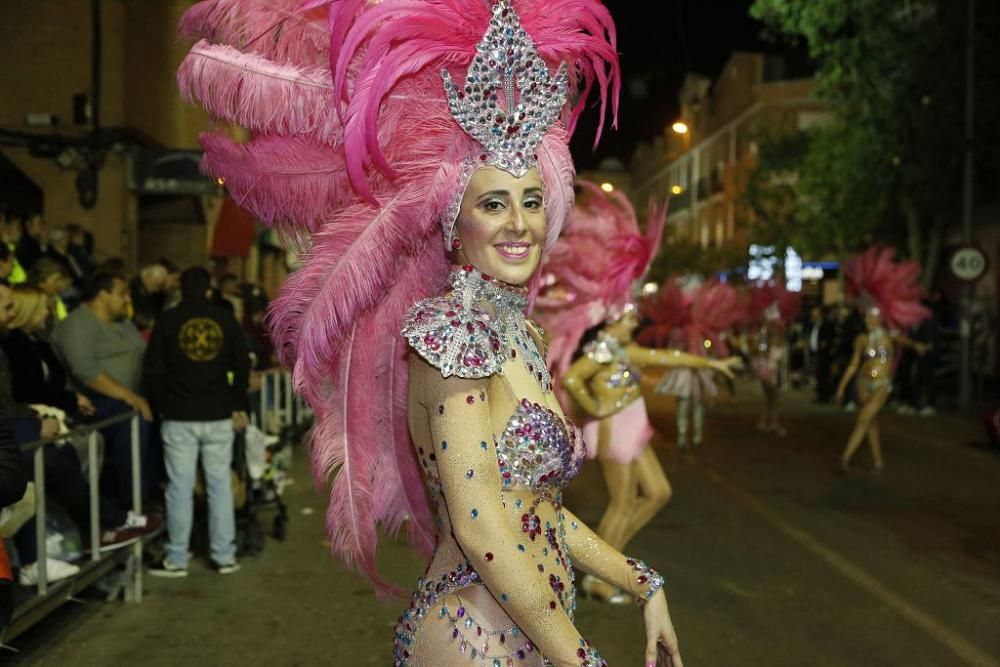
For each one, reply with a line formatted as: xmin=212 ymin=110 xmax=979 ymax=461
xmin=144 ymin=267 xmax=251 ymax=577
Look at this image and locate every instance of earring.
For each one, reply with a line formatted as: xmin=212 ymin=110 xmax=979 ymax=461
xmin=451 ymin=237 xmax=462 ymax=251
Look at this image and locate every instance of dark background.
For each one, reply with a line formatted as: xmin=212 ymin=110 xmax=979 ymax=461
xmin=570 ymin=0 xmax=767 ymax=169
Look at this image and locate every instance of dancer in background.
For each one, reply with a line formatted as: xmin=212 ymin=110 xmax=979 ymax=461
xmin=747 ymin=283 xmax=801 ymax=437
xmin=179 ymin=2 xmax=685 ymax=665
xmin=836 ymin=247 xmax=929 ymax=474
xmin=639 ymin=278 xmax=743 ymax=449
xmin=536 ymin=183 xmax=739 ymax=604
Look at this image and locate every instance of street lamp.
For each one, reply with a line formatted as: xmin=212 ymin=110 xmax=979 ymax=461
xmin=600 ymin=182 xmax=614 ymax=193
xmin=671 ymin=121 xmax=689 ymax=135
xmin=670 ymin=184 xmax=683 ymax=195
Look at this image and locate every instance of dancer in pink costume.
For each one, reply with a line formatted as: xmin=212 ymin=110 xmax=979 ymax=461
xmin=836 ymin=247 xmax=929 ymax=474
xmin=747 ymin=282 xmax=801 ymax=437
xmin=535 ymin=183 xmax=739 ymax=605
xmin=639 ymin=278 xmax=743 ymax=449
xmin=178 ymin=2 xmax=683 ymax=665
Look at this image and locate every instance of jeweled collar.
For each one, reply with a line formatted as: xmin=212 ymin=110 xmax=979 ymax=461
xmin=449 ymin=265 xmax=552 ymax=392
xmin=448 ymin=264 xmax=528 ymax=313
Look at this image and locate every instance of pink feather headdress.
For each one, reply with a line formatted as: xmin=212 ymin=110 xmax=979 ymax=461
xmin=178 ymin=0 xmax=619 ymax=593
xmin=535 ymin=181 xmax=666 ymax=384
xmin=638 ymin=279 xmax=741 ymax=356
xmin=749 ymin=281 xmax=802 ymax=331
xmin=843 ymin=246 xmax=930 ymax=330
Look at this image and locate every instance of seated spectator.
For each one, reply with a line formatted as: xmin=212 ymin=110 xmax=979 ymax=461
xmin=46 ymin=226 xmax=85 ymax=285
xmin=145 ymin=267 xmax=249 ymax=577
xmin=2 ymin=287 xmax=158 ymax=581
xmin=0 ymin=381 xmax=27 ymax=625
xmin=50 ymin=273 xmax=154 ymax=513
xmin=15 ymin=214 xmax=47 ymax=273
xmin=0 ymin=285 xmax=75 ymax=583
xmin=130 ymin=263 xmax=169 ymax=333
xmin=27 ymin=257 xmax=72 ymax=322
xmin=0 ymin=214 xmax=26 ymax=285
xmin=0 ymin=243 xmax=14 ymax=287
xmin=65 ymin=224 xmax=96 ymax=278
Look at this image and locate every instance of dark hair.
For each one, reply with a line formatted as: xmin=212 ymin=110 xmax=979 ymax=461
xmin=180 ymin=267 xmax=212 ymax=300
xmin=28 ymin=257 xmax=69 ymax=285
xmin=0 ymin=243 xmax=10 ymax=263
xmin=81 ymin=272 xmax=126 ymax=302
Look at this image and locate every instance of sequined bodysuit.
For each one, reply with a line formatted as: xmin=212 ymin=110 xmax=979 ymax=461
xmin=396 ymin=267 xmax=663 ymax=667
xmin=859 ymin=328 xmax=894 ymax=394
xmin=581 ymin=332 xmax=641 ymax=413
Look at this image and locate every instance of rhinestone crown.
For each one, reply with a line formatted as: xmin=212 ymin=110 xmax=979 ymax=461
xmin=442 ymin=0 xmax=569 ymax=176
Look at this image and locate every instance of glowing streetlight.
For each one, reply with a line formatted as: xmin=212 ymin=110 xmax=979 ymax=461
xmin=670 ymin=184 xmax=683 ymax=195
xmin=600 ymin=182 xmax=614 ymax=193
xmin=671 ymin=121 xmax=689 ymax=135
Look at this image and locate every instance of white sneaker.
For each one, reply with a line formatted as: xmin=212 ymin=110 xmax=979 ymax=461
xmin=19 ymin=558 xmax=80 ymax=586
xmin=918 ymin=406 xmax=937 ymax=417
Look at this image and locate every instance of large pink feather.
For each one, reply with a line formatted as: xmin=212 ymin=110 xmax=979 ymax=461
xmin=180 ymin=0 xmax=329 ymax=67
xmin=844 ymin=246 xmax=930 ymax=330
xmin=178 ymin=41 xmax=341 ymax=146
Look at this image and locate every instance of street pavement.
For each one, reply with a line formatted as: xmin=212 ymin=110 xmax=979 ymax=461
xmin=8 ymin=378 xmax=1000 ymax=666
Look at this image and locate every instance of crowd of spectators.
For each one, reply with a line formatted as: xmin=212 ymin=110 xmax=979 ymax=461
xmin=0 ymin=209 xmax=278 ymax=613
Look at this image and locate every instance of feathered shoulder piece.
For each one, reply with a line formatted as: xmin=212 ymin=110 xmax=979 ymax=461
xmin=403 ymin=265 xmax=552 ymax=387
xmin=402 ymin=294 xmax=506 ymax=380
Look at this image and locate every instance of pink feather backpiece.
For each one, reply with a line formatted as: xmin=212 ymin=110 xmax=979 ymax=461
xmin=536 ymin=181 xmax=666 ymax=385
xmin=843 ymin=246 xmax=930 ymax=330
xmin=178 ymin=0 xmax=620 ymax=592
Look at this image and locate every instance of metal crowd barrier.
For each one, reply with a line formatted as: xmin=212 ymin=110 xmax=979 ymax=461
xmin=2 ymin=411 xmax=157 ymax=647
xmin=255 ymin=368 xmax=311 ymax=433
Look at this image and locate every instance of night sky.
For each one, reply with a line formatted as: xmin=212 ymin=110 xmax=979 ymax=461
xmin=569 ymin=0 xmax=767 ymax=169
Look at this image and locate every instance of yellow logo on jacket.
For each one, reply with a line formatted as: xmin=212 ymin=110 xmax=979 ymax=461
xmin=179 ymin=318 xmax=224 ymax=361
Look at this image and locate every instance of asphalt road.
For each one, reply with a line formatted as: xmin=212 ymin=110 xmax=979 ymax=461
xmin=8 ymin=379 xmax=1000 ymax=666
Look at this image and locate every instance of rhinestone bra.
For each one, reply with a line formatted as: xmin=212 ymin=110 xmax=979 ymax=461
xmin=496 ymin=398 xmax=585 ymax=492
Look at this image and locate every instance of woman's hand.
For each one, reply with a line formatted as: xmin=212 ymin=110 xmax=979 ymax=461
xmin=76 ymin=393 xmax=96 ymax=416
xmin=643 ymin=589 xmax=683 ymax=667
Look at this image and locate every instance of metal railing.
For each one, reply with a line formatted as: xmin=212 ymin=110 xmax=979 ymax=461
xmin=2 ymin=370 xmax=308 ymax=647
xmin=3 ymin=411 xmax=155 ymax=646
xmin=256 ymin=368 xmax=310 ymax=433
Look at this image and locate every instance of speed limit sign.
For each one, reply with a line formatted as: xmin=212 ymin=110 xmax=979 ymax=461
xmin=949 ymin=245 xmax=987 ymax=282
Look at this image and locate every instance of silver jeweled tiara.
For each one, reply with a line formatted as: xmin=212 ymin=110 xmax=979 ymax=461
xmin=442 ymin=0 xmax=569 ymax=177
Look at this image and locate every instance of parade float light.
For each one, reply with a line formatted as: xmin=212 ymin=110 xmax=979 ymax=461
xmin=671 ymin=121 xmax=689 ymax=134
xmin=670 ymin=184 xmax=683 ymax=195
xmin=600 ymin=182 xmax=614 ymax=193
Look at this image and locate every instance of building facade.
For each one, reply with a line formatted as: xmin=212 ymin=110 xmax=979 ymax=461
xmin=631 ymin=52 xmax=827 ymax=251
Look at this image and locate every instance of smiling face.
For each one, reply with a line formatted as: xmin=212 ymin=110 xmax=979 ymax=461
xmin=452 ymin=166 xmax=545 ymax=286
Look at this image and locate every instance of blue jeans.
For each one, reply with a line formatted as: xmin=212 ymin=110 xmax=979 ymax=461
xmin=162 ymin=420 xmax=236 ymax=568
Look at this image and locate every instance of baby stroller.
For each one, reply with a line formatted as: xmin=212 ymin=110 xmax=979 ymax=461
xmin=232 ymin=423 xmax=293 ymax=555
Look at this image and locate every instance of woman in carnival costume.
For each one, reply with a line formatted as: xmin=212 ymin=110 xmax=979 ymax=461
xmin=535 ymin=183 xmax=739 ymax=605
xmin=640 ymin=278 xmax=743 ymax=450
xmin=836 ymin=247 xmax=929 ymax=475
xmin=179 ymin=1 xmax=684 ymax=665
xmin=746 ymin=282 xmax=801 ymax=437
